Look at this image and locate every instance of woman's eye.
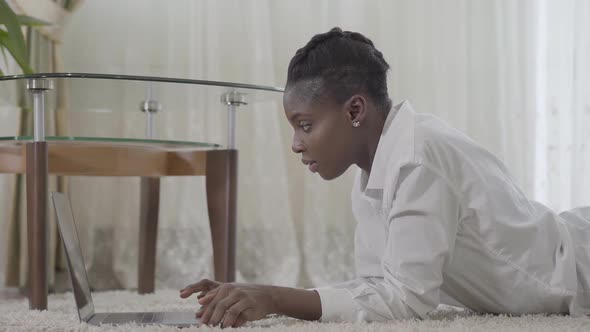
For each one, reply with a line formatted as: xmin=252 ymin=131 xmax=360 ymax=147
xmin=299 ymin=123 xmax=312 ymax=132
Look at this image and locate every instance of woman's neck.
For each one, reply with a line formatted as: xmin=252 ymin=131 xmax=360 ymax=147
xmin=358 ymin=109 xmax=389 ymax=174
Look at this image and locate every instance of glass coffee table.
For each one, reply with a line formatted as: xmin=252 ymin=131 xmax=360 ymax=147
xmin=0 ymin=73 xmax=284 ymax=310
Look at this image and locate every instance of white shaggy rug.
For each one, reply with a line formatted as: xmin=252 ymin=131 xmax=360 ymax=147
xmin=1 ymin=289 xmax=590 ymax=331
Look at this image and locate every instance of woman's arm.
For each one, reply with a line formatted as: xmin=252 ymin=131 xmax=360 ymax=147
xmin=181 ymin=164 xmax=462 ymax=326
xmin=314 ymin=164 xmax=463 ymax=322
xmin=180 ymin=280 xmax=321 ymax=327
xmin=273 ymin=286 xmax=322 ymax=320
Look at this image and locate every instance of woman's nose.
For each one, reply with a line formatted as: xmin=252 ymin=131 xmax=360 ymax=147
xmin=292 ymin=137 xmax=305 ymax=154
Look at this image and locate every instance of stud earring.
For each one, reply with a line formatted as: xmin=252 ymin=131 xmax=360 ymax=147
xmin=353 ymin=121 xmax=360 ymax=128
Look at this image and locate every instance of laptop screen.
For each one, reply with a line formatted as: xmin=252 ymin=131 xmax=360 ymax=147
xmin=52 ymin=192 xmax=95 ymax=322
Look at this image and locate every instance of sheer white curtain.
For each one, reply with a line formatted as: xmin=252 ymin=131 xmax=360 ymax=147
xmin=0 ymin=83 xmax=19 ymax=290
xmin=60 ymin=0 xmax=300 ymax=290
xmin=0 ymin=0 xmax=83 ymax=290
xmin=535 ymin=0 xmax=590 ymax=211
xmin=269 ymin=0 xmax=590 ymax=287
xmin=3 ymin=0 xmax=588 ymax=291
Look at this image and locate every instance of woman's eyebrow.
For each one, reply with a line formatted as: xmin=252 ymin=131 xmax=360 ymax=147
xmin=290 ymin=113 xmax=303 ymax=122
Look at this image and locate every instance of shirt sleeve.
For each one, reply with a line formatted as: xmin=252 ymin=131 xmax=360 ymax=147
xmin=311 ymin=164 xmax=462 ymax=322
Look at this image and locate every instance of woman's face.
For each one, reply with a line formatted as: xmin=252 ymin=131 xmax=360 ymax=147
xmin=283 ymin=84 xmax=360 ymax=180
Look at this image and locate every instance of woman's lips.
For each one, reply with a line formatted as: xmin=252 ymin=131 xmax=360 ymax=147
xmin=308 ymin=161 xmax=319 ymax=173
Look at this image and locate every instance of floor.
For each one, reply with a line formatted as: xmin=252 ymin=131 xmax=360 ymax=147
xmin=3 ymin=289 xmax=590 ymax=332
xmin=0 ymin=270 xmax=71 ymax=302
xmin=0 ymin=287 xmax=25 ymax=300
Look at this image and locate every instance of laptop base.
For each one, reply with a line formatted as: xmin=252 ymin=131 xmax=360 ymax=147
xmin=88 ymin=311 xmax=199 ymax=327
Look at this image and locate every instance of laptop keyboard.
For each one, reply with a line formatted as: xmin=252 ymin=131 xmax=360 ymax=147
xmin=101 ymin=312 xmax=165 ymax=324
xmin=142 ymin=313 xmax=155 ymax=323
xmin=151 ymin=313 xmax=165 ymax=323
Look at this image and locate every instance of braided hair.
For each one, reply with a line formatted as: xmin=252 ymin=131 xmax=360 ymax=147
xmin=286 ymin=27 xmax=391 ymax=112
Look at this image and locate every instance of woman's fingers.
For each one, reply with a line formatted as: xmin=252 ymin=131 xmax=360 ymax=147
xmin=197 ymin=285 xmax=220 ymax=301
xmin=207 ymin=292 xmax=242 ymax=326
xmin=200 ymin=284 xmax=234 ymax=325
xmin=198 ymin=287 xmax=220 ymax=305
xmin=196 ymin=305 xmax=206 ymax=317
xmin=179 ymin=279 xmax=219 ymax=298
xmin=185 ymin=281 xmax=272 ymax=327
xmin=221 ymin=301 xmax=253 ymax=328
xmin=233 ymin=314 xmax=248 ymax=328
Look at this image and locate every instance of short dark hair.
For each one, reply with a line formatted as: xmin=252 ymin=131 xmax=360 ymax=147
xmin=286 ymin=27 xmax=391 ymax=111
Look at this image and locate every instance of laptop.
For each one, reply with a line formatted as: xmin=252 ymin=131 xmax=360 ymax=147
xmin=51 ymin=191 xmax=200 ymax=327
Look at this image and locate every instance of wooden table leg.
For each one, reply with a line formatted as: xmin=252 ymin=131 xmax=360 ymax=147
xmin=206 ymin=150 xmax=237 ymax=282
xmin=26 ymin=142 xmax=48 ymax=310
xmin=138 ymin=177 xmax=160 ymax=294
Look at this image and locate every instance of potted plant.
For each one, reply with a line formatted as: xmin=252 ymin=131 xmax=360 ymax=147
xmin=0 ymin=0 xmax=48 ymax=75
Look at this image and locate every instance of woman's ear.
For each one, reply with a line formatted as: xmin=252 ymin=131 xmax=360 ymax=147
xmin=344 ymin=94 xmax=368 ymax=125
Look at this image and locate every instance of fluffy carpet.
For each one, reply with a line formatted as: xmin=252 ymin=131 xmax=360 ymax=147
xmin=1 ymin=289 xmax=590 ymax=331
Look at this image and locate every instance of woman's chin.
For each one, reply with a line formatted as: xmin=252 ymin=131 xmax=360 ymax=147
xmin=318 ymin=165 xmax=350 ymax=181
xmin=318 ymin=170 xmax=338 ymax=181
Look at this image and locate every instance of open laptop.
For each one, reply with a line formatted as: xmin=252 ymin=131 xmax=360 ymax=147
xmin=51 ymin=191 xmax=200 ymax=327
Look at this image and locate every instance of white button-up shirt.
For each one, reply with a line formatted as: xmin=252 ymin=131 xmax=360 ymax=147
xmin=313 ymin=100 xmax=590 ymax=322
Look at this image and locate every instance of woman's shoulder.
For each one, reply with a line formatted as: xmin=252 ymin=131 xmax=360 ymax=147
xmin=413 ymin=113 xmax=489 ymax=165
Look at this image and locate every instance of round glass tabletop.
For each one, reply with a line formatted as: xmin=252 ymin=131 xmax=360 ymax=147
xmin=0 ymin=72 xmax=285 ymax=147
xmin=0 ymin=136 xmax=220 ymax=150
xmin=0 ymin=72 xmax=284 ymax=113
xmin=0 ymin=72 xmax=284 ymax=93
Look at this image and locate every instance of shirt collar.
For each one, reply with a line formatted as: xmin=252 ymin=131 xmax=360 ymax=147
xmin=360 ymin=100 xmax=416 ymax=197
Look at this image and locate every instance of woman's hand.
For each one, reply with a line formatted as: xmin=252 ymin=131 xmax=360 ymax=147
xmin=180 ymin=279 xmax=278 ymax=328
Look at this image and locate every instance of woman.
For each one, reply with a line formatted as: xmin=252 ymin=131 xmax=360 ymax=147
xmin=180 ymin=27 xmax=590 ymax=328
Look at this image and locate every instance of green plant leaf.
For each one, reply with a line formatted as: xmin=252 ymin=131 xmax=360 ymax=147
xmin=17 ymin=15 xmax=49 ymax=27
xmin=0 ymin=0 xmax=32 ymax=74
xmin=0 ymin=30 xmax=11 ymax=69
xmin=0 ymin=44 xmax=10 ymax=72
xmin=0 ymin=66 xmax=4 ymax=76
xmin=0 ymin=1 xmax=26 ymax=58
xmin=0 ymin=30 xmax=33 ymax=74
